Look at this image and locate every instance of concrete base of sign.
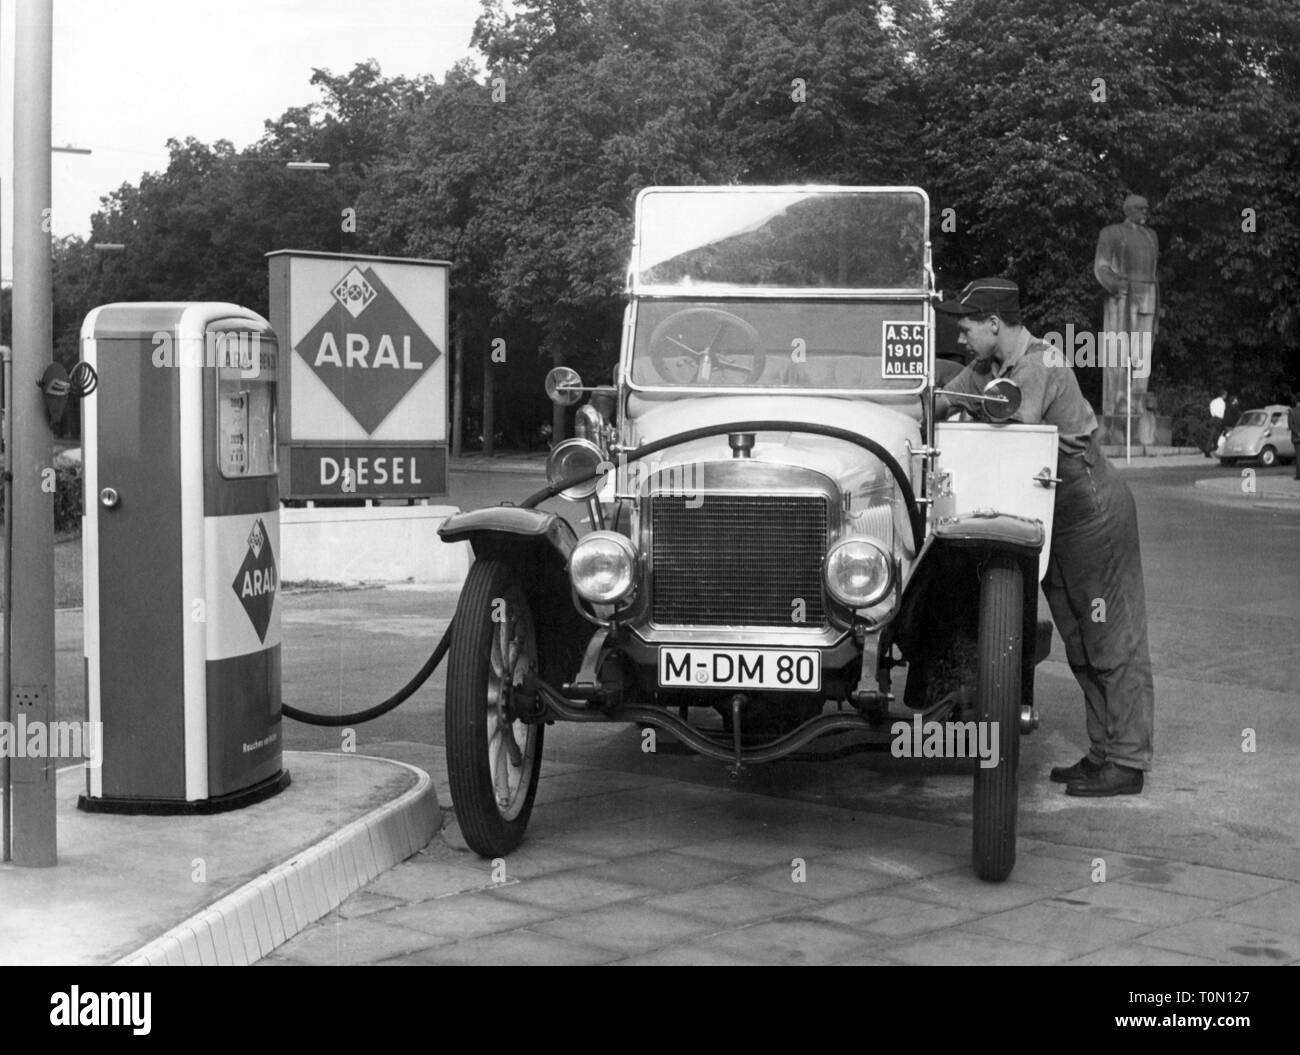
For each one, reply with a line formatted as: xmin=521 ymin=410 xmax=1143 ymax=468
xmin=280 ymin=503 xmax=470 ymax=585
xmin=1099 ymin=412 xmax=1172 ymax=448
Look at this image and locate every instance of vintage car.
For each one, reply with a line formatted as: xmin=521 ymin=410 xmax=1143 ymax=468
xmin=1218 ymin=405 xmax=1295 ymax=467
xmin=439 ymin=187 xmax=1060 ymax=882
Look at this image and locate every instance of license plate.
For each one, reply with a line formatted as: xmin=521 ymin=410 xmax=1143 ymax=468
xmin=658 ymin=647 xmax=821 ymax=691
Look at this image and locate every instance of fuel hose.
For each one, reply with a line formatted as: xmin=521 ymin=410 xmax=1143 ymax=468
xmin=281 ymin=620 xmax=452 ymax=726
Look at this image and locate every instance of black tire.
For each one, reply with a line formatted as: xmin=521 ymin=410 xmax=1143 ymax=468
xmin=972 ymin=556 xmax=1022 ymax=882
xmin=1259 ymin=446 xmax=1277 ymax=468
xmin=445 ymin=559 xmax=544 ymax=857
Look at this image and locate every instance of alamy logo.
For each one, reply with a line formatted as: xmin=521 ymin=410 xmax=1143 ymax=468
xmin=0 ymin=717 xmax=102 ymax=768
xmin=49 ymin=987 xmax=151 ymax=1035
xmin=1040 ymin=324 xmax=1152 ymax=379
xmin=890 ymin=714 xmax=1001 ymax=768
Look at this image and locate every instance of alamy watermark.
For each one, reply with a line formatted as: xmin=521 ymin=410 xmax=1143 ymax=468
xmin=151 ymin=329 xmax=265 ymax=379
xmin=599 ymin=451 xmax=704 ymax=508
xmin=890 ymin=714 xmax=1001 ymax=768
xmin=1041 ymin=324 xmax=1152 ymax=379
xmin=50 ymin=986 xmax=150 ymax=1034
xmin=0 ymin=717 xmax=103 ymax=768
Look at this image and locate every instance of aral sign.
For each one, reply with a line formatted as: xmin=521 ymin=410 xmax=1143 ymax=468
xmin=268 ymin=251 xmax=451 ymax=499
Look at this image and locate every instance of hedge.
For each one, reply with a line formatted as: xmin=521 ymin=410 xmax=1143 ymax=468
xmin=0 ymin=458 xmax=83 ymax=535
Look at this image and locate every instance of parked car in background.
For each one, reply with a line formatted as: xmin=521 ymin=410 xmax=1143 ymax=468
xmin=1219 ymin=405 xmax=1295 ymax=467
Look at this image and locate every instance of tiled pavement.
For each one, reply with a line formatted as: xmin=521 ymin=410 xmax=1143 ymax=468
xmin=262 ymin=755 xmax=1300 ymax=966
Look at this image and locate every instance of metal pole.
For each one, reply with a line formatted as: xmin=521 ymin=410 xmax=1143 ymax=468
xmin=1126 ymin=354 xmax=1132 ymax=465
xmin=10 ymin=0 xmax=58 ymax=866
xmin=2 ymin=344 xmax=12 ymax=863
xmin=1 ymin=29 xmax=7 ymax=873
xmin=1 ymin=162 xmax=8 ymax=862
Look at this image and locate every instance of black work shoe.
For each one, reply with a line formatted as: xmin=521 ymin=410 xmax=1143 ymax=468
xmin=1066 ymin=762 xmax=1144 ymax=797
xmin=1050 ymin=756 xmax=1102 ymax=784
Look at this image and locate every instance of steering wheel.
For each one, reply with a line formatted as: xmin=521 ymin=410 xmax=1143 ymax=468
xmin=648 ymin=307 xmax=765 ymax=385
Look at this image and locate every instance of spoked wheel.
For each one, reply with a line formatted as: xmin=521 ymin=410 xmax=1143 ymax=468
xmin=445 ymin=559 xmax=544 ymax=857
xmin=972 ymin=556 xmax=1022 ymax=882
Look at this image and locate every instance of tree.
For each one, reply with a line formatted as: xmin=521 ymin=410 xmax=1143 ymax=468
xmin=922 ymin=0 xmax=1300 ymax=403
xmin=51 ymin=1 xmax=1298 ymax=453
xmin=452 ymin=0 xmax=928 ymax=443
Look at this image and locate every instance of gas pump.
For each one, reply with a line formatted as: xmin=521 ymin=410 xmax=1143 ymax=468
xmin=79 ymin=303 xmax=289 ymax=812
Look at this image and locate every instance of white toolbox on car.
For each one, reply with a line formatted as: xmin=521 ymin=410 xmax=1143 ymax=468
xmin=934 ymin=422 xmax=1060 ymax=580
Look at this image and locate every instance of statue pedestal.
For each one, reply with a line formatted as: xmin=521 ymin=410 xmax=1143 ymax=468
xmin=1100 ymin=413 xmax=1171 ymax=450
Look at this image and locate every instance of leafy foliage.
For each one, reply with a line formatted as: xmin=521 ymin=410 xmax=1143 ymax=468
xmin=0 ymin=459 xmax=82 ymax=534
xmin=43 ymin=0 xmax=1300 ymax=445
xmin=922 ymin=0 xmax=1300 ymax=403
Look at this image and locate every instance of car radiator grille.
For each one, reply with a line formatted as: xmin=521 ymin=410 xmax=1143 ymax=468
xmin=650 ymin=494 xmax=829 ymax=627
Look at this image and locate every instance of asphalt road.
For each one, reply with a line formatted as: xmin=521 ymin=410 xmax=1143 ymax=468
xmin=270 ymin=459 xmax=1300 ymax=881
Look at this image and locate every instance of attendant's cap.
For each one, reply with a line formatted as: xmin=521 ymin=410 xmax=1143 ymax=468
xmin=936 ymin=277 xmax=1020 ymax=318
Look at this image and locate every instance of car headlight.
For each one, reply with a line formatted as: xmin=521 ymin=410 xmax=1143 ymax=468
xmin=824 ymin=536 xmax=893 ymax=608
xmin=570 ymin=531 xmax=638 ymax=605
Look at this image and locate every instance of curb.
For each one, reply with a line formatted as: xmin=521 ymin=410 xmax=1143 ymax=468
xmin=1193 ymin=477 xmax=1300 ymax=503
xmin=449 ymin=458 xmax=547 ymax=475
xmin=115 ymin=756 xmax=441 ymax=966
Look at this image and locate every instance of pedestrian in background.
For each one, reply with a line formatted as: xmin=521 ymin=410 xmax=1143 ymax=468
xmin=1204 ymin=389 xmax=1226 ymax=457
xmin=1223 ymin=392 xmax=1242 ymax=431
xmin=1289 ymin=391 xmax=1300 ymax=481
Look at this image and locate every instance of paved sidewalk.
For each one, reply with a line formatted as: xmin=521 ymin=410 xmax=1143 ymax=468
xmin=7 ymin=458 xmax=1291 ymax=966
xmin=1102 ymin=445 xmax=1202 ymax=466
xmin=0 ymin=753 xmax=439 ymax=965
xmin=1112 ymin=453 xmax=1213 ymax=470
xmin=264 ymin=750 xmax=1300 ymax=966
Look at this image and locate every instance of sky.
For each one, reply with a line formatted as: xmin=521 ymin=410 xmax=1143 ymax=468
xmin=0 ymin=0 xmax=486 ymax=284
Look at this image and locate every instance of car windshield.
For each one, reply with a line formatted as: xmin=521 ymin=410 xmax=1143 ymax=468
xmin=628 ymin=298 xmax=926 ymax=392
xmin=633 ymin=188 xmax=928 ymax=293
xmin=1238 ymin=411 xmax=1268 ymax=426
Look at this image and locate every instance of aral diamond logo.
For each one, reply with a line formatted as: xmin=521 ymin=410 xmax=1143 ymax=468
xmin=332 ymin=266 xmax=376 ymax=319
xmin=232 ymin=517 xmax=277 ymax=644
xmin=295 ymin=266 xmax=442 ymax=434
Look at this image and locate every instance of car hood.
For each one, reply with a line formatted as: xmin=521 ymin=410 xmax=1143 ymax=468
xmin=623 ymin=394 xmax=921 ymax=492
xmin=1223 ymin=425 xmax=1264 ymax=450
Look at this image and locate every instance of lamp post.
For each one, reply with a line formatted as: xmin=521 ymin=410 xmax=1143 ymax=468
xmin=5 ymin=0 xmax=57 ymax=867
xmin=0 ymin=9 xmax=93 ymax=865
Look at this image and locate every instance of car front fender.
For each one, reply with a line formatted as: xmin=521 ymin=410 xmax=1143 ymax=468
xmin=439 ymin=507 xmax=585 ymax=683
xmin=891 ymin=513 xmax=1046 ymax=659
xmin=882 ymin=513 xmax=1050 ymax=717
xmin=439 ymin=506 xmax=578 ymax=563
xmin=929 ymin=511 xmax=1044 ymax=557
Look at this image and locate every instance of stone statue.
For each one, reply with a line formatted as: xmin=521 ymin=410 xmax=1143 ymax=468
xmin=1094 ymin=194 xmax=1161 ymax=445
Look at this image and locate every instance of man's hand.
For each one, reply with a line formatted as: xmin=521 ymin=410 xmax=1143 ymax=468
xmin=935 ymin=392 xmax=980 ymax=420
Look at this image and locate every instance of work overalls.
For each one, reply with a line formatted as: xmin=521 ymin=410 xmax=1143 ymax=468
xmin=1042 ymin=434 xmax=1155 ymax=770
